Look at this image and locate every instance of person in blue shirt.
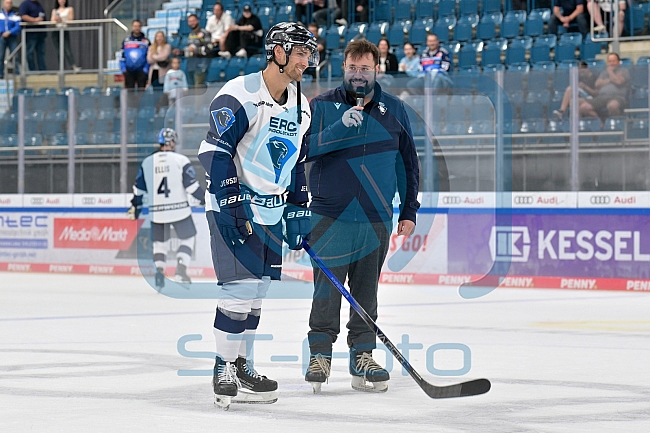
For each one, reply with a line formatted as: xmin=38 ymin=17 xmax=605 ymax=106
xmin=398 ymin=42 xmax=421 ymax=77
xmin=121 ymin=19 xmax=150 ymax=89
xmin=303 ymin=39 xmax=420 ymax=394
xmin=0 ymin=0 xmax=21 ymax=78
xmin=19 ymin=0 xmax=46 ymax=71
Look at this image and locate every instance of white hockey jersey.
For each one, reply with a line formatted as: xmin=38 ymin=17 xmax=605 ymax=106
xmin=198 ymin=71 xmax=311 ymax=225
xmin=133 ymin=151 xmax=201 ymax=223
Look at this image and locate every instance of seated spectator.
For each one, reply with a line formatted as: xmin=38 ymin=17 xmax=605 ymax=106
xmin=0 ymin=0 xmax=21 ymax=78
xmin=549 ymin=0 xmax=589 ymax=38
xmin=224 ymin=4 xmax=263 ymax=58
xmin=398 ymin=43 xmax=421 ymax=77
xmin=304 ymin=22 xmax=326 ymax=78
xmin=172 ymin=14 xmax=211 ymax=86
xmin=295 ymin=0 xmax=325 ymax=26
xmin=147 ymin=31 xmax=171 ymax=88
xmin=51 ymin=0 xmax=80 ymax=72
xmin=579 ymin=53 xmax=630 ymax=120
xmin=163 ymin=57 xmax=188 ymax=105
xmin=377 ymin=38 xmax=398 ymax=74
xmin=553 ymin=61 xmax=597 ymax=120
xmin=205 ymin=3 xmax=234 ymax=57
xmin=314 ymin=0 xmax=346 ymax=27
xmin=419 ymin=33 xmax=452 ymax=88
xmin=587 ymin=0 xmax=626 ymax=35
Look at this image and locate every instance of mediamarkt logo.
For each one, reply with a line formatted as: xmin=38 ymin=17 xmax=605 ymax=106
xmin=54 ymin=218 xmax=138 ymax=249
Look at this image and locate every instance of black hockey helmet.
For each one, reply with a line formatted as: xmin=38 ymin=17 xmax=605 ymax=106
xmin=265 ymin=22 xmax=319 ymax=69
xmin=158 ymin=128 xmax=178 ymax=146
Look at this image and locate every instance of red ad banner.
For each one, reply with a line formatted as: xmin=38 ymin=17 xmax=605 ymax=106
xmin=53 ymin=218 xmax=140 ymax=250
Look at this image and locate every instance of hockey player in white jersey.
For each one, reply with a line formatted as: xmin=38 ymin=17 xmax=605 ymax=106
xmin=197 ymin=22 xmax=317 ymax=409
xmin=129 ymin=128 xmax=205 ymax=289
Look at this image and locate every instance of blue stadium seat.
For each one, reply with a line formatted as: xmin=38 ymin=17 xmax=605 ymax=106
xmin=416 ymin=0 xmax=435 ymax=20
xmin=256 ymin=7 xmax=272 ymax=30
xmin=630 ymin=88 xmax=649 ymax=109
xmin=524 ymin=17 xmax=544 ymax=37
xmin=536 ymin=34 xmax=557 ymax=48
xmin=454 ymin=20 xmax=473 ymax=42
xmin=460 ymin=0 xmax=479 ymax=17
xmin=626 ymin=4 xmax=646 ymax=36
xmin=244 ymin=54 xmax=265 ymax=74
xmin=528 ymin=68 xmax=552 ymax=91
xmin=206 ymin=57 xmax=228 ymax=83
xmin=325 ymin=25 xmax=345 ymax=51
xmin=520 ymin=118 xmax=546 ymax=133
xmin=274 ymin=5 xmax=293 ymax=22
xmin=530 ymin=44 xmax=551 ymax=64
xmin=388 ymin=21 xmax=408 ymax=46
xmin=559 ymin=32 xmax=582 ymax=47
xmin=555 ymin=44 xmax=576 ymax=63
xmin=37 ymin=87 xmax=57 ymax=96
xmin=394 ymin=0 xmax=412 ymax=21
xmin=82 ymin=86 xmax=101 ymax=96
xmin=438 ymin=0 xmax=456 ymax=17
xmin=433 ymin=19 xmax=452 ymax=43
xmin=365 ymin=22 xmax=386 ymax=45
xmin=505 ymin=46 xmax=525 ymax=65
xmin=603 ymin=116 xmax=625 ymax=132
xmin=525 ymin=89 xmax=551 ymax=105
xmin=505 ymin=10 xmax=527 ymax=24
xmin=580 ymin=41 xmax=601 ymax=60
xmin=458 ymin=45 xmax=478 ymax=69
xmin=410 ymin=19 xmax=433 ymax=45
xmin=375 ymin=0 xmax=393 ymax=22
xmin=328 ymin=51 xmax=344 ymax=79
xmin=481 ymin=45 xmax=502 ymax=67
xmin=500 ymin=17 xmax=521 ymax=39
xmin=482 ymin=0 xmax=501 ymax=14
xmin=530 ymin=8 xmax=551 ymax=23
xmin=579 ymin=117 xmax=601 ymax=132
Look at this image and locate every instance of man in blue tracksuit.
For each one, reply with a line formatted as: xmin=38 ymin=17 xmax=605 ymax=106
xmin=0 ymin=0 xmax=21 ymax=78
xmin=304 ymin=39 xmax=420 ymax=393
xmin=121 ymin=19 xmax=150 ymax=89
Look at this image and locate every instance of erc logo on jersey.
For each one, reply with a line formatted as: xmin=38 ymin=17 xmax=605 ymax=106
xmin=266 ymin=136 xmax=296 ymax=182
xmin=211 ymin=107 xmax=236 ymax=137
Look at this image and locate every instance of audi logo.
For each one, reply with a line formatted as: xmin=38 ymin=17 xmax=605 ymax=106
xmin=30 ymin=197 xmax=44 ymax=205
xmin=590 ymin=195 xmax=611 ymax=205
xmin=442 ymin=196 xmax=462 ymax=205
xmin=82 ymin=197 xmax=96 ymax=205
xmin=514 ymin=196 xmax=534 ymax=205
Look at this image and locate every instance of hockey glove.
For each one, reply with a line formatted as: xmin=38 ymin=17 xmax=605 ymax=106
xmin=127 ymin=195 xmax=142 ymax=220
xmin=283 ymin=204 xmax=311 ymax=250
xmin=217 ymin=193 xmax=253 ymax=246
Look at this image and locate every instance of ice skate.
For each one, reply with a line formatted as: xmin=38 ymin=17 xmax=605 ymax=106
xmin=305 ymin=354 xmax=331 ymax=394
xmin=213 ymin=356 xmax=239 ymax=410
xmin=155 ymin=267 xmax=165 ymax=290
xmin=174 ymin=259 xmax=191 ymax=287
xmin=233 ymin=357 xmax=278 ymax=404
xmin=349 ymin=349 xmax=389 ymax=393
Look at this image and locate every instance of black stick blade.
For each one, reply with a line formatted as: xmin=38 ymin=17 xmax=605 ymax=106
xmin=420 ymin=378 xmax=491 ymax=399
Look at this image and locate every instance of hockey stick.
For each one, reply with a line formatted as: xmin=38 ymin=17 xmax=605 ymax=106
xmin=302 ymin=240 xmax=491 ymax=399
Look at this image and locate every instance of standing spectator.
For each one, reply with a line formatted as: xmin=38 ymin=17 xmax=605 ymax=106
xmin=228 ymin=4 xmax=263 ymax=58
xmin=147 ymin=30 xmax=171 ymax=88
xmin=0 ymin=0 xmax=21 ymax=78
xmin=377 ymin=38 xmax=397 ymax=74
xmin=548 ymin=0 xmax=589 ymax=38
xmin=205 ymin=3 xmax=234 ymax=58
xmin=303 ymin=39 xmax=420 ymax=393
xmin=304 ymin=22 xmax=326 ymax=78
xmin=398 ymin=42 xmax=421 ymax=77
xmin=295 ymin=0 xmax=325 ymax=25
xmin=163 ymin=57 xmax=188 ymax=105
xmin=19 ymin=0 xmax=46 ymax=72
xmin=121 ymin=19 xmax=150 ymax=89
xmin=173 ymin=14 xmax=211 ymax=86
xmin=51 ymin=0 xmax=80 ymax=73
xmin=579 ymin=52 xmax=630 ymax=120
xmin=586 ymin=0 xmax=627 ymax=35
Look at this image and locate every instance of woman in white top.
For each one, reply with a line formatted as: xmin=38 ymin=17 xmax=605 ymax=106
xmin=51 ymin=0 xmax=80 ymax=72
xmin=147 ymin=30 xmax=172 ymax=88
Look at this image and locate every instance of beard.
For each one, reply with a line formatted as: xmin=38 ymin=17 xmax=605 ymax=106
xmin=343 ymin=73 xmax=375 ymax=96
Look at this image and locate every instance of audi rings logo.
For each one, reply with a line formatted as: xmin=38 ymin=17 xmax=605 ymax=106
xmin=442 ymin=196 xmax=462 ymax=205
xmin=30 ymin=197 xmax=44 ymax=205
xmin=82 ymin=197 xmax=96 ymax=205
xmin=514 ymin=196 xmax=534 ymax=205
xmin=589 ymin=195 xmax=611 ymax=205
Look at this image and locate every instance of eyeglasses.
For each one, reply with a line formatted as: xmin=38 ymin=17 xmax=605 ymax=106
xmin=344 ymin=65 xmax=375 ymax=73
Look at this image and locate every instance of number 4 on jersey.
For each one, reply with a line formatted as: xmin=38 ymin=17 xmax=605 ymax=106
xmin=157 ymin=177 xmax=171 ymax=198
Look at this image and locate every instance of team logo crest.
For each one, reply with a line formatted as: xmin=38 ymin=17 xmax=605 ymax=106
xmin=211 ymin=107 xmax=236 ymax=137
xmin=378 ymin=102 xmax=387 ymax=115
xmin=266 ymin=136 xmax=296 ymax=182
xmin=334 ymin=102 xmax=341 ymax=110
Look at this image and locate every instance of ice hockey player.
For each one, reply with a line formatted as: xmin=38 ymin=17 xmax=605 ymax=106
xmin=128 ymin=128 xmax=205 ymax=289
xmin=197 ymin=22 xmax=317 ymax=409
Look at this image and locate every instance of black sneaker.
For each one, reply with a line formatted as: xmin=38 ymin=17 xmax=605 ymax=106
xmin=349 ymin=349 xmax=390 ymax=383
xmin=174 ymin=259 xmax=191 ymax=284
xmin=155 ymin=267 xmax=165 ymax=289
xmin=212 ymin=355 xmax=239 ymax=397
xmin=235 ymin=357 xmax=278 ymax=392
xmin=305 ymin=354 xmax=331 ymax=383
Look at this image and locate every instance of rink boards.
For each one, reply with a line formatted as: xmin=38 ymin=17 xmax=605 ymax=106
xmin=1 ymin=191 xmax=650 ymax=292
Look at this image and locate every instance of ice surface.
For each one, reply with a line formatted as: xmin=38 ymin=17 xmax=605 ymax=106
xmin=1 ymin=273 xmax=650 ymax=432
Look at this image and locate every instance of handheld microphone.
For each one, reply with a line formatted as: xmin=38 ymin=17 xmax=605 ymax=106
xmin=355 ymin=86 xmax=364 ymax=133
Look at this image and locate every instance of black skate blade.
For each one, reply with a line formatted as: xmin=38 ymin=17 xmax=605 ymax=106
xmin=420 ymin=378 xmax=491 ymax=399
